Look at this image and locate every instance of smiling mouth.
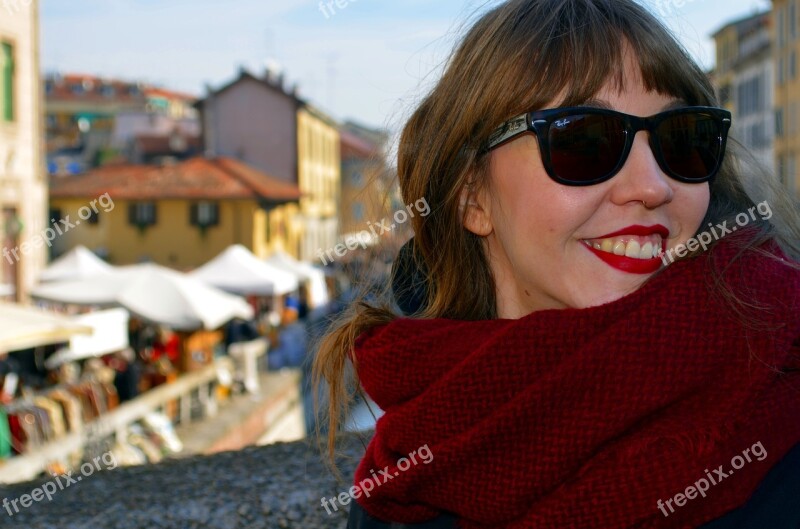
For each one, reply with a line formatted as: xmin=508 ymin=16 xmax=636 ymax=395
xmin=580 ymin=226 xmax=668 ymax=274
xmin=582 ymin=235 xmax=664 ymax=260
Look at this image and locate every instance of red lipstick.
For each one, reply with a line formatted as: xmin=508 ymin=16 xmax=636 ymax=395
xmin=584 ymin=225 xmax=668 ymax=275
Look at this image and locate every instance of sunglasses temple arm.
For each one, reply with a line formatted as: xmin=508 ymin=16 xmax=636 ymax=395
xmin=487 ymin=113 xmax=529 ymax=150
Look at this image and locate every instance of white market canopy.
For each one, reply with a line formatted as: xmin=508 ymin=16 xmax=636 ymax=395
xmin=31 ymin=263 xmax=253 ymax=331
xmin=45 ymin=308 xmax=130 ymax=369
xmin=265 ymin=251 xmax=329 ymax=308
xmin=190 ymin=244 xmax=299 ymax=296
xmin=39 ymin=245 xmax=114 ymax=283
xmin=0 ymin=302 xmax=93 ymax=353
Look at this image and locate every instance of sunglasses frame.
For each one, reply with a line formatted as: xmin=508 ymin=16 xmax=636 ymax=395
xmin=485 ymin=106 xmax=732 ymax=186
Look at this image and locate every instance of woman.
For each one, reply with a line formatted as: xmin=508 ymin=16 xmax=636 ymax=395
xmin=314 ymin=0 xmax=800 ymax=527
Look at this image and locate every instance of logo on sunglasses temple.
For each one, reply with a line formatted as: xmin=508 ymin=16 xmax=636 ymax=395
xmin=509 ymin=117 xmax=525 ymax=131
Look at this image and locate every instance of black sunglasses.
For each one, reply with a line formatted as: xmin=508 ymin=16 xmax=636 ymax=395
xmin=485 ymin=106 xmax=732 ymax=186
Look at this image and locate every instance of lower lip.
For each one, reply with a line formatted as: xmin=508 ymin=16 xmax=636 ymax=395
xmin=583 ymin=244 xmax=664 ymax=274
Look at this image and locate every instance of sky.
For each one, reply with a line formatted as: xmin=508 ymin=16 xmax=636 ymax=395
xmin=34 ymin=0 xmax=771 ymax=131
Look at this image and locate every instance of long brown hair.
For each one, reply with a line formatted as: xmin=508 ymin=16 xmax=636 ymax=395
xmin=313 ymin=0 xmax=800 ymax=461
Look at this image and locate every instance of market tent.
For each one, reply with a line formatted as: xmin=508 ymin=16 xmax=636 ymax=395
xmin=44 ymin=308 xmax=130 ymax=369
xmin=31 ymin=263 xmax=253 ymax=331
xmin=264 ymin=251 xmax=329 ymax=308
xmin=190 ymin=244 xmax=299 ymax=296
xmin=39 ymin=245 xmax=114 ymax=282
xmin=0 ymin=284 xmax=14 ymax=298
xmin=0 ymin=302 xmax=93 ymax=353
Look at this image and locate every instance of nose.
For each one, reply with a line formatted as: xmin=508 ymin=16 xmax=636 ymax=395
xmin=609 ymin=131 xmax=674 ymax=209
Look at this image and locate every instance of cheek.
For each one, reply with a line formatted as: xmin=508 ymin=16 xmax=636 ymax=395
xmin=489 ymin=148 xmax=600 ymax=250
xmin=674 ymin=185 xmax=711 ymax=236
xmin=491 ymin=122 xmax=631 ymax=243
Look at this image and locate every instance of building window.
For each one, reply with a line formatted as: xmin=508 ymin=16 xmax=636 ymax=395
xmin=353 ymin=202 xmax=365 ymax=222
xmin=87 ymin=210 xmax=99 ymax=225
xmin=791 ymin=1 xmax=798 ymax=41
xmin=718 ymin=84 xmax=731 ymax=106
xmin=776 ymin=107 xmax=785 ymax=137
xmin=48 ymin=208 xmax=62 ymax=225
xmin=128 ymin=202 xmax=157 ymax=227
xmin=0 ymin=42 xmax=14 ymax=122
xmin=736 ymin=76 xmax=763 ymax=117
xmin=748 ymin=121 xmax=768 ymax=149
xmin=351 ymin=169 xmax=363 ymax=187
xmin=778 ymin=7 xmax=786 ymax=49
xmin=189 ymin=202 xmax=219 ymax=227
xmin=791 ymin=51 xmax=798 ymax=80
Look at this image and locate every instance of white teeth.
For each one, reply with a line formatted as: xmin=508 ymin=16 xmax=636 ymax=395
xmin=640 ymin=242 xmax=653 ymax=259
xmin=625 ymin=240 xmax=641 ymax=258
xmin=588 ymin=236 xmax=664 ymax=260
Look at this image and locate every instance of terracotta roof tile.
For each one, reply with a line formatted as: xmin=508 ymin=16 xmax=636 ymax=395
xmin=50 ymin=157 xmax=302 ymax=202
xmin=340 ymin=130 xmax=379 ymax=159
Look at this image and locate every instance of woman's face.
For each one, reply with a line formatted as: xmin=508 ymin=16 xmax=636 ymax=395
xmin=464 ymin=52 xmax=710 ymax=318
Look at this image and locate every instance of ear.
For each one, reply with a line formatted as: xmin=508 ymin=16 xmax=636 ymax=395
xmin=459 ymin=184 xmax=493 ymax=236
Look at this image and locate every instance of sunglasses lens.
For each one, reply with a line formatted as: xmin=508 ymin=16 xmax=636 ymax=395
xmin=547 ymin=114 xmax=627 ymax=183
xmin=657 ymin=113 xmax=723 ymax=180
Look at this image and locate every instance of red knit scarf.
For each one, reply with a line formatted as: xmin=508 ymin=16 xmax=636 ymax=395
xmin=352 ymin=237 xmax=800 ymax=529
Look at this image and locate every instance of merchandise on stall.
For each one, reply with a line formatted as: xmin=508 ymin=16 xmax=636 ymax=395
xmin=0 ymin=407 xmax=10 ymax=459
xmin=3 ymin=378 xmax=118 ymax=456
xmin=142 ymin=412 xmax=183 ymax=454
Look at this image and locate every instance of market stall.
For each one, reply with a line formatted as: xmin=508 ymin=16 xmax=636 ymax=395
xmin=190 ymin=244 xmax=299 ymax=296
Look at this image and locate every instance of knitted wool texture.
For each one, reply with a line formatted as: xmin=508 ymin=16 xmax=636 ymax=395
xmin=351 ymin=237 xmax=800 ymax=529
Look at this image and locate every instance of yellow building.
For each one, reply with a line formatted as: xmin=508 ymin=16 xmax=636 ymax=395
xmin=338 ymin=124 xmax=401 ymax=240
xmin=773 ymin=0 xmax=800 ymax=195
xmin=49 ymin=157 xmax=302 ymax=269
xmin=0 ymin=0 xmax=47 ymax=301
xmin=297 ymin=104 xmax=340 ymax=261
xmin=711 ymin=12 xmax=774 ymax=174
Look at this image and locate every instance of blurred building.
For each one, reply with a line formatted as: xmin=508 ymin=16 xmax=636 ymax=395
xmin=773 ymin=0 xmax=799 ymax=195
xmin=197 ymin=68 xmax=341 ymax=261
xmin=48 ymin=157 xmax=301 ymax=268
xmin=712 ymin=12 xmax=775 ymax=175
xmin=44 ymin=73 xmax=200 ymax=173
xmin=197 ymin=68 xmax=299 ymax=184
xmin=339 ymin=122 xmax=394 ymax=240
xmin=297 ymin=104 xmax=340 ymax=262
xmin=0 ymin=1 xmax=47 ymax=301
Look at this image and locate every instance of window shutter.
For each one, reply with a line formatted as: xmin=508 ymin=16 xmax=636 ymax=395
xmin=211 ymin=203 xmax=219 ymax=226
xmin=1 ymin=42 xmax=14 ymax=122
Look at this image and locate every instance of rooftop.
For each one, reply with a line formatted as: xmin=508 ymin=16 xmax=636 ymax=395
xmin=49 ymin=157 xmax=302 ymax=203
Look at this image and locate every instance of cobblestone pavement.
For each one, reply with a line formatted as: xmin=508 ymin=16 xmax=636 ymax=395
xmin=0 ymin=432 xmax=372 ymax=529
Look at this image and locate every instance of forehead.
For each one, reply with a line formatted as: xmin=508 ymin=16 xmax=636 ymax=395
xmin=545 ymin=45 xmax=686 ymax=111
